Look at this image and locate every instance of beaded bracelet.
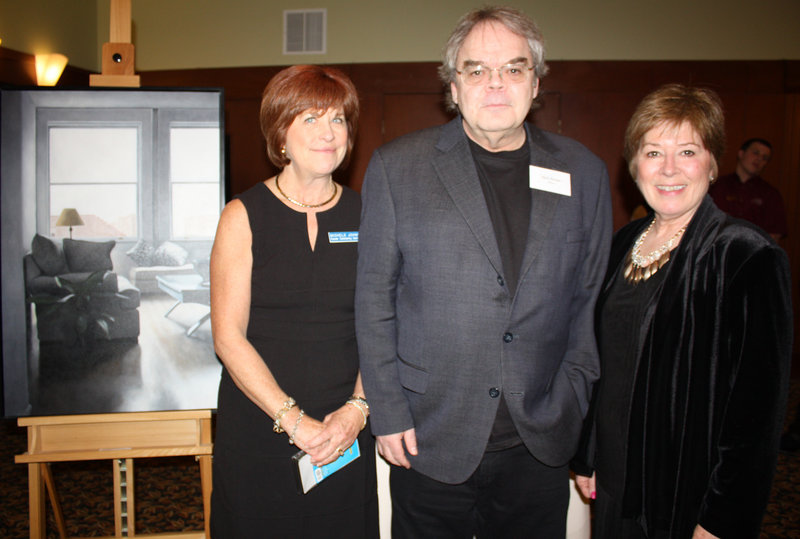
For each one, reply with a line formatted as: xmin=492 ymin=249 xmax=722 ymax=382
xmin=272 ymin=396 xmax=296 ymax=433
xmin=288 ymin=409 xmax=305 ymax=445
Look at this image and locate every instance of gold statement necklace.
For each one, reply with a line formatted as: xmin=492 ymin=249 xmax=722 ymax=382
xmin=623 ymin=218 xmax=687 ymax=284
xmin=275 ymin=173 xmax=337 ymax=209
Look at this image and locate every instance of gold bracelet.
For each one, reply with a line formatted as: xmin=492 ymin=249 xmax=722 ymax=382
xmin=272 ymin=397 xmax=296 ymax=433
xmin=288 ymin=409 xmax=305 ymax=445
xmin=348 ymin=395 xmax=369 ymax=412
xmin=346 ymin=400 xmax=368 ymax=430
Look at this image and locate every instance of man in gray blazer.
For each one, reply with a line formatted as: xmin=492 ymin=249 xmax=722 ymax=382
xmin=356 ymin=6 xmax=612 ymax=537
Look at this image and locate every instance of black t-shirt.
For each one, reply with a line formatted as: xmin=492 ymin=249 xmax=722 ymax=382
xmin=469 ymin=137 xmax=531 ymax=451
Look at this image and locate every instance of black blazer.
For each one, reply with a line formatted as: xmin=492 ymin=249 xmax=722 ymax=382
xmin=575 ymin=197 xmax=792 ymax=538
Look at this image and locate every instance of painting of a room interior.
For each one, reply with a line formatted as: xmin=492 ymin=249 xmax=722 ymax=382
xmin=1 ymin=87 xmax=225 ymax=417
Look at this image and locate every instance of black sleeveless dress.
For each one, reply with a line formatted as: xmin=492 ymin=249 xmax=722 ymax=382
xmin=210 ymin=182 xmax=378 ymax=538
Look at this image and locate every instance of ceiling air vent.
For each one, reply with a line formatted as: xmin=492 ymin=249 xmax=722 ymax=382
xmin=284 ymin=9 xmax=327 ymax=54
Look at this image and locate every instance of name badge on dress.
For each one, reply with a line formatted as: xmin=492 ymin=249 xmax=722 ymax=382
xmin=529 ymin=165 xmax=571 ymax=197
xmin=328 ymin=231 xmax=359 ymax=243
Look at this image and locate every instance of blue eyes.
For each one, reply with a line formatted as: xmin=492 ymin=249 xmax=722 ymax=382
xmin=645 ymin=150 xmax=696 ymax=158
xmin=304 ymin=115 xmax=345 ymax=124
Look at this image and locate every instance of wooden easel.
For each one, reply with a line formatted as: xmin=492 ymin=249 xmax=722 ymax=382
xmin=90 ymin=0 xmax=141 ymax=87
xmin=15 ymin=410 xmax=213 ymax=539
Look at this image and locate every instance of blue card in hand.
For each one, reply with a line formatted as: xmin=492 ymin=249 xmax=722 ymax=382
xmin=293 ymin=439 xmax=361 ymax=494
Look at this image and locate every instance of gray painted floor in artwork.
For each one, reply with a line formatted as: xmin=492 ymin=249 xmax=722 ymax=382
xmin=26 ymin=295 xmax=221 ymax=416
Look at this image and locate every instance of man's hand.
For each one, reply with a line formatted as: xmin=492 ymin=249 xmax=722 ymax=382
xmin=376 ymin=428 xmax=418 ymax=468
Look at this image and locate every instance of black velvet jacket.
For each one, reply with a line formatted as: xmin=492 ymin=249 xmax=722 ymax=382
xmin=574 ymin=197 xmax=792 ymax=538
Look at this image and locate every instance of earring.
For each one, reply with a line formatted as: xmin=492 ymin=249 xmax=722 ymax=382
xmin=281 ymin=146 xmax=286 ymax=155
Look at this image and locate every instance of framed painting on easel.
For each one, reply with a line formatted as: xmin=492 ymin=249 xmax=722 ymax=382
xmin=0 ymin=86 xmax=225 ymax=418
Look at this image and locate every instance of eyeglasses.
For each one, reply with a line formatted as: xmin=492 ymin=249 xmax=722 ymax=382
xmin=455 ymin=63 xmax=534 ymax=85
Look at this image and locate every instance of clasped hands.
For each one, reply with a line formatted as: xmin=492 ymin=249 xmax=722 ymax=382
xmin=287 ymin=404 xmax=364 ymax=466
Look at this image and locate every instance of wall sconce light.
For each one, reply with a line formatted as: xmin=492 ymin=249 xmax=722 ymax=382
xmin=35 ymin=53 xmax=69 ymax=86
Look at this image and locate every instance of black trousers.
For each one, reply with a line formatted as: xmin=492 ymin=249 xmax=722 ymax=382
xmin=390 ymin=444 xmax=569 ymax=539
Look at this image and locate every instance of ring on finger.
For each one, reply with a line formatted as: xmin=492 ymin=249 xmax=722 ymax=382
xmin=337 ymin=447 xmax=344 ymax=456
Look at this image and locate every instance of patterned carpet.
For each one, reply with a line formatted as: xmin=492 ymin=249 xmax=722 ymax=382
xmin=2 ymin=381 xmax=799 ymax=538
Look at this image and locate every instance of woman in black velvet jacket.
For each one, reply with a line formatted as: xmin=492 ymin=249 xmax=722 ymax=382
xmin=573 ymin=84 xmax=792 ymax=538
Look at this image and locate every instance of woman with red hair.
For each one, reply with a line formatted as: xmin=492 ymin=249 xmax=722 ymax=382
xmin=209 ymin=65 xmax=377 ymax=538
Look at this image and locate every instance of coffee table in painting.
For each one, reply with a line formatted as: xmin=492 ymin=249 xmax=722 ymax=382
xmin=156 ymin=274 xmax=211 ymax=336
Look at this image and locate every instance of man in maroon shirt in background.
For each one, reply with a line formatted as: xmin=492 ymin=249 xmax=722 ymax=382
xmin=715 ymin=138 xmax=799 ymax=454
xmin=709 ymin=138 xmax=788 ymax=242
xmin=712 ymin=138 xmax=797 ymax=451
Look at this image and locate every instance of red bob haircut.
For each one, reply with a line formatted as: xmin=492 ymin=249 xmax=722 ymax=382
xmin=259 ymin=65 xmax=360 ymax=169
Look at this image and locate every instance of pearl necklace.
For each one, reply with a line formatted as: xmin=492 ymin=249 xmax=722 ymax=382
xmin=623 ymin=218 xmax=687 ymax=284
xmin=275 ymin=173 xmax=337 ymax=209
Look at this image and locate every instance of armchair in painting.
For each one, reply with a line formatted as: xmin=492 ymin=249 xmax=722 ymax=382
xmin=24 ymin=234 xmax=141 ymax=343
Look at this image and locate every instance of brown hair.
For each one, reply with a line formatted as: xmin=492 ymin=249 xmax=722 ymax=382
xmin=740 ymin=137 xmax=771 ymax=152
xmin=624 ymin=84 xmax=726 ymax=178
xmin=260 ymin=65 xmax=360 ymax=168
xmin=438 ymin=6 xmax=548 ymax=112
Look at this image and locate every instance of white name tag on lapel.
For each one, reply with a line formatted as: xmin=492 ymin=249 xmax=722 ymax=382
xmin=328 ymin=231 xmax=359 ymax=243
xmin=529 ymin=165 xmax=571 ymax=196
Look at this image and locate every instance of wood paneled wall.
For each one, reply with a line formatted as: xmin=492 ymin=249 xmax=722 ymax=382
xmin=138 ymin=61 xmax=799 ymax=228
xmin=139 ymin=59 xmax=800 ymax=364
xmin=3 ymin=50 xmax=799 ymax=358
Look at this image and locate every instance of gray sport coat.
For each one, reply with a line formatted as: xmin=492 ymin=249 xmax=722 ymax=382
xmin=355 ymin=117 xmax=612 ymax=484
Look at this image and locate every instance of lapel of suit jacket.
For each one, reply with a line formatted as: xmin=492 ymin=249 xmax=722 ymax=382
xmin=517 ymin=123 xmax=570 ymax=286
xmin=431 ymin=117 xmax=503 ymax=275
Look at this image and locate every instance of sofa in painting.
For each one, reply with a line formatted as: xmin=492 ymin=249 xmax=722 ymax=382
xmin=125 ymin=240 xmax=200 ymax=294
xmin=24 ymin=234 xmax=141 ymax=342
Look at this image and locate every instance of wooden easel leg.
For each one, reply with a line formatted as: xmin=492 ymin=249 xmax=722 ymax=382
xmin=113 ymin=458 xmax=136 ymax=537
xmin=41 ymin=463 xmax=67 ymax=539
xmin=28 ymin=462 xmax=45 ymax=539
xmin=126 ymin=458 xmax=135 ymax=536
xmin=113 ymin=459 xmax=122 ymax=536
xmin=197 ymin=455 xmax=213 ymax=539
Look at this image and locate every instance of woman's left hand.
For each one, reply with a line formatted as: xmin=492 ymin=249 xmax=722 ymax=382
xmin=575 ymin=473 xmax=596 ymax=501
xmin=692 ymin=525 xmax=719 ymax=539
xmin=304 ymin=403 xmax=363 ymax=465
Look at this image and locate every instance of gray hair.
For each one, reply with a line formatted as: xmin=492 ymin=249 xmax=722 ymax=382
xmin=439 ymin=6 xmax=548 ymax=111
